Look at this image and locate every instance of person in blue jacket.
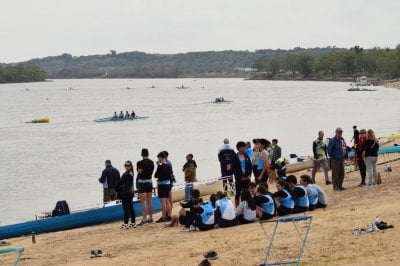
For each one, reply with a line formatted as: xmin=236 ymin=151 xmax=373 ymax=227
xmin=273 ymin=180 xmax=294 ymax=216
xmin=232 ymin=141 xmax=253 ymax=207
xmin=286 ymin=175 xmax=309 ymax=213
xmin=327 ymin=127 xmax=348 ymax=191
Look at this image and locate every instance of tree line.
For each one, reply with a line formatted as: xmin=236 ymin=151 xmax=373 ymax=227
xmin=253 ymin=45 xmax=400 ymax=79
xmin=0 ymin=64 xmax=46 ymax=83
xmin=26 ymin=47 xmax=344 ymax=79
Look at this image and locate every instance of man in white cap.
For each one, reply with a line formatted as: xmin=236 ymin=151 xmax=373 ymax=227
xmin=328 ymin=127 xmax=348 ymax=191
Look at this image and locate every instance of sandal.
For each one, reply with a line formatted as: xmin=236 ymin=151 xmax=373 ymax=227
xmin=204 ymin=251 xmax=218 ymax=260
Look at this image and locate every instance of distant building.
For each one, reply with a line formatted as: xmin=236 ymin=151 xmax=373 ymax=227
xmin=356 ymin=76 xmax=371 ymax=86
xmin=234 ymin=67 xmax=257 ymax=73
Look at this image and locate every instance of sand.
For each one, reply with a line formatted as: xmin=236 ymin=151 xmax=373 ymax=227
xmin=2 ymin=155 xmax=400 ymax=265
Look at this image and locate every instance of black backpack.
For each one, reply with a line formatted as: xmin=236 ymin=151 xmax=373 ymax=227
xmin=52 ymin=200 xmax=70 ymax=217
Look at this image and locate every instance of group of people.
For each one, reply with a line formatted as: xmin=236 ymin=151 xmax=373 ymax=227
xmin=311 ymin=126 xmax=380 ymax=191
xmin=112 ymin=110 xmax=136 ymax=119
xmin=169 ymin=173 xmax=327 ymax=232
xmin=98 ymin=125 xmax=380 ymax=230
xmin=99 ymin=149 xmax=197 ymax=229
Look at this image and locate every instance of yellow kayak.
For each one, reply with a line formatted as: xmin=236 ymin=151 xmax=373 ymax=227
xmin=26 ymin=117 xmax=49 ymax=123
xmin=380 ymin=133 xmax=400 ymax=139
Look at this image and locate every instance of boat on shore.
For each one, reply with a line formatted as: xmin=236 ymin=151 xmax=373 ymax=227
xmin=171 ymin=179 xmax=224 ymax=202
xmin=380 ymin=133 xmax=400 ymax=139
xmin=177 ymin=85 xmax=190 ymax=89
xmin=94 ymin=116 xmax=149 ymax=123
xmin=0 ymin=197 xmax=161 ymax=240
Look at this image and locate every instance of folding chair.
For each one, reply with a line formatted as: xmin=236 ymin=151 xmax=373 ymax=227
xmin=0 ymin=246 xmax=24 ymax=266
xmin=260 ymin=215 xmax=313 ymax=266
xmin=219 ymin=175 xmax=235 ymax=196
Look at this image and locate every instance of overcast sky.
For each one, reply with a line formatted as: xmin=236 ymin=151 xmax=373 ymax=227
xmin=1 ymin=0 xmax=399 ymax=63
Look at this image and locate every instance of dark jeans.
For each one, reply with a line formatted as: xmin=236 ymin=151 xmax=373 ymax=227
xmin=331 ymin=158 xmax=345 ymax=189
xmin=121 ymin=193 xmax=135 ymax=224
xmin=357 ymin=157 xmax=366 ymax=184
xmin=215 ymin=207 xmax=238 ymax=228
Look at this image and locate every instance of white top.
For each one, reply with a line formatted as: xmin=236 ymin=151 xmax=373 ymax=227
xmin=314 ymin=184 xmax=328 ymax=205
xmin=216 ymin=198 xmax=236 ymax=220
xmin=236 ymin=201 xmax=256 ymax=222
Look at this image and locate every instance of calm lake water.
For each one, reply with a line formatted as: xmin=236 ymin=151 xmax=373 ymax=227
xmin=0 ymin=79 xmax=399 ymax=224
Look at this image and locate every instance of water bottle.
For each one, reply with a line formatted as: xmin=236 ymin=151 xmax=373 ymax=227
xmin=32 ymin=232 xmax=36 ymax=244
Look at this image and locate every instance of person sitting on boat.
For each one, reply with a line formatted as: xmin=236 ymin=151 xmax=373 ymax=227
xmin=112 ymin=112 xmax=118 ymax=119
xmin=118 ymin=111 xmax=124 ymax=119
xmin=125 ymin=111 xmax=130 ymax=119
xmin=131 ymin=110 xmax=136 ymax=118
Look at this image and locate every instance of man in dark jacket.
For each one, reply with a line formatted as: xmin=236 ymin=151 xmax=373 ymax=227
xmin=99 ymin=160 xmax=121 ymax=202
xmin=218 ymin=138 xmax=236 ymax=193
xmin=327 ymin=128 xmax=348 ymax=191
xmin=232 ymin=141 xmax=252 ymax=207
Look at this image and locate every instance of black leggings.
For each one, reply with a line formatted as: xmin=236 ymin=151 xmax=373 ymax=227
xmin=357 ymin=158 xmax=366 ymax=184
xmin=121 ymin=193 xmax=135 ymax=224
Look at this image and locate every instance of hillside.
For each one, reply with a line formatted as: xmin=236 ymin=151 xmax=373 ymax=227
xmin=26 ymin=47 xmax=344 ymax=79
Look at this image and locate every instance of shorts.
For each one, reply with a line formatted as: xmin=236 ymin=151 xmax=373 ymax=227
xmin=277 ymin=205 xmax=293 ymax=216
xmin=138 ymin=182 xmax=153 ymax=193
xmin=293 ymin=206 xmax=308 ymax=214
xmin=238 ymin=214 xmax=254 ymax=224
xmin=308 ymin=204 xmax=317 ymax=211
xmin=157 ymin=184 xmax=171 ymax=198
xmin=179 ymin=211 xmax=190 ymax=225
xmin=261 ymin=212 xmax=274 ymax=220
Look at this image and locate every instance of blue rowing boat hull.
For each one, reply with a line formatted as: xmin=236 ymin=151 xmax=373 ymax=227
xmin=0 ymin=197 xmax=161 ymax=240
xmin=348 ymin=145 xmax=400 ymax=158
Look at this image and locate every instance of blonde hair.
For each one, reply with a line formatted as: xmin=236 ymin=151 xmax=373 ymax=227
xmin=367 ymin=129 xmax=378 ymax=143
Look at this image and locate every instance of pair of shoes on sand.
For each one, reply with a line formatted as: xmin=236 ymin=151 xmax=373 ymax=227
xmin=90 ymin=250 xmax=106 ymax=258
xmin=199 ymin=251 xmax=218 ymax=265
xmin=0 ymin=241 xmax=10 ymax=246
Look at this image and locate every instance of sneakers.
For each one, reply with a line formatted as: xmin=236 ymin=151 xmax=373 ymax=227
xmin=156 ymin=217 xmax=168 ymax=223
xmin=181 ymin=226 xmax=191 ymax=232
xmin=121 ymin=224 xmax=129 ymax=230
xmin=137 ymin=220 xmax=149 ymax=226
xmin=128 ymin=223 xmax=137 ymax=228
xmin=166 ymin=216 xmax=172 ymax=222
xmin=325 ymin=180 xmax=332 ymax=185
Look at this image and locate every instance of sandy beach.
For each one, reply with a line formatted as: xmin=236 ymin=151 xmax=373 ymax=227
xmin=2 ymin=152 xmax=400 ymax=266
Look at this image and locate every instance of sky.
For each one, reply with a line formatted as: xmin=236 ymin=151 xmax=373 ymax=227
xmin=1 ymin=0 xmax=400 ymax=63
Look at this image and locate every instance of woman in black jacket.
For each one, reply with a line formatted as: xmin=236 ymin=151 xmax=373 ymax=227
xmin=232 ymin=141 xmax=253 ymax=207
xmin=116 ymin=161 xmax=136 ymax=229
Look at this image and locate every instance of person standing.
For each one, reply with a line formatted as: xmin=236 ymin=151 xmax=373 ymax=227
xmin=271 ymin=139 xmax=282 ymax=166
xmin=116 ymin=161 xmax=136 ymax=229
xmin=98 ymin=160 xmax=121 ymax=203
xmin=232 ymin=141 xmax=252 ymax=207
xmin=311 ymin=131 xmax=332 ymax=185
xmin=155 ymin=152 xmax=173 ymax=223
xmin=256 ymin=139 xmax=271 ymax=184
xmin=351 ymin=125 xmax=360 ymax=148
xmin=218 ymin=138 xmax=236 ymax=193
xmin=163 ymin=151 xmax=175 ymax=221
xmin=136 ymin=148 xmax=155 ymax=225
xmin=327 ymin=127 xmax=348 ymax=191
xmin=363 ymin=129 xmax=380 ymax=188
xmin=356 ymin=129 xmax=367 ymax=186
xmin=182 ymin=154 xmax=197 ymax=201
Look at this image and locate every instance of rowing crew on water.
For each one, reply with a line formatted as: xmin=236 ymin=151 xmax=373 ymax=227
xmin=113 ymin=110 xmax=136 ymax=120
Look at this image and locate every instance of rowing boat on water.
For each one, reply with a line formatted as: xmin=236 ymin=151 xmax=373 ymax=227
xmin=94 ymin=116 xmax=149 ymax=123
xmin=0 ymin=197 xmax=161 ymax=240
